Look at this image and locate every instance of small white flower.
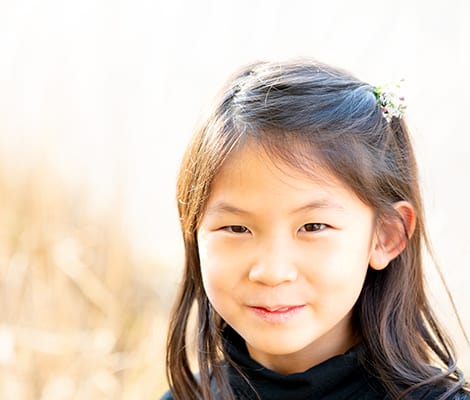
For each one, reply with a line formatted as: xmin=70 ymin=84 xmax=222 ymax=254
xmin=373 ymin=81 xmax=407 ymax=122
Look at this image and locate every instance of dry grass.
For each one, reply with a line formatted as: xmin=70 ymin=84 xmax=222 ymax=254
xmin=0 ymin=159 xmax=172 ymax=399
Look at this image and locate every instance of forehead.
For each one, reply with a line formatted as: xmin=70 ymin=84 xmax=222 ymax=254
xmin=207 ymin=141 xmax=355 ymax=207
xmin=216 ymin=139 xmax=335 ymax=184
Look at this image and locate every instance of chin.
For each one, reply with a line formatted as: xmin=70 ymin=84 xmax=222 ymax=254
xmin=246 ymin=335 xmax=315 ymax=356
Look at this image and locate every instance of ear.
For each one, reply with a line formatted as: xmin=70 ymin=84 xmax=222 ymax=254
xmin=369 ymin=201 xmax=416 ymax=271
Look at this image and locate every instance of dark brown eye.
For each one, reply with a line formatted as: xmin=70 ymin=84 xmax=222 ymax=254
xmin=301 ymin=223 xmax=326 ymax=232
xmin=227 ymin=225 xmax=249 ymax=233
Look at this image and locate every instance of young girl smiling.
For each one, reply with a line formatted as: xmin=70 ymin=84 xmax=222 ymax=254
xmin=162 ymin=60 xmax=469 ymax=399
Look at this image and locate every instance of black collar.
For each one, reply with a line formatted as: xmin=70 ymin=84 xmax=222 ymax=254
xmin=222 ymin=327 xmax=386 ymax=400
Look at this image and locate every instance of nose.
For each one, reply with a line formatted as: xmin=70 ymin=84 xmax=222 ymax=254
xmin=248 ymin=236 xmax=298 ymax=286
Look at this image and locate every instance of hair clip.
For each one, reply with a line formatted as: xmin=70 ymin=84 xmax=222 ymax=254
xmin=373 ymin=80 xmax=407 ymax=122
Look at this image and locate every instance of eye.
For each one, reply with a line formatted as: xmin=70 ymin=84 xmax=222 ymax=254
xmin=300 ymin=223 xmax=327 ymax=232
xmin=223 ymin=225 xmax=250 ymax=234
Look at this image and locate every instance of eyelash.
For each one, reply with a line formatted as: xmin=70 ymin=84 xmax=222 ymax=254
xmin=299 ymin=223 xmax=327 ymax=232
xmin=223 ymin=225 xmax=250 ymax=234
xmin=222 ymin=223 xmax=327 ymax=234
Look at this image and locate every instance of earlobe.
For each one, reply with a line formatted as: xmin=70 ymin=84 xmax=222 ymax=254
xmin=369 ymin=201 xmax=416 ymax=271
xmin=369 ymin=251 xmax=389 ymax=271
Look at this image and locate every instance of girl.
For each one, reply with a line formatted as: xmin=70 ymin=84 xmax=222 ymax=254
xmin=162 ymin=60 xmax=469 ymax=399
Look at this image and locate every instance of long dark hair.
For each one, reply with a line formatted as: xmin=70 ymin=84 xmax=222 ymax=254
xmin=166 ymin=59 xmax=468 ymax=399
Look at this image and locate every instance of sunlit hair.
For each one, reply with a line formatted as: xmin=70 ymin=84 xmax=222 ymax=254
xmin=166 ymin=60 xmax=468 ymax=400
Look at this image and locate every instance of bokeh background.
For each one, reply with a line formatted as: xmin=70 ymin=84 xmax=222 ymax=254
xmin=0 ymin=0 xmax=469 ymax=398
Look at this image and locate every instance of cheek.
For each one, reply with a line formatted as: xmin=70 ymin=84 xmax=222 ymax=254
xmin=305 ymin=249 xmax=369 ymax=322
xmin=197 ymin=235 xmax=249 ymax=298
xmin=198 ymin=232 xmax=253 ymax=270
xmin=304 ymin=234 xmax=371 ymax=293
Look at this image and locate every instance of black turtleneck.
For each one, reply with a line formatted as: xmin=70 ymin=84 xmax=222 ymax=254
xmin=161 ymin=327 xmax=469 ymax=400
xmin=222 ymin=326 xmax=386 ymax=400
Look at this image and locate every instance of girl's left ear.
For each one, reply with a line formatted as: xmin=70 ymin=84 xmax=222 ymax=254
xmin=369 ymin=201 xmax=416 ymax=271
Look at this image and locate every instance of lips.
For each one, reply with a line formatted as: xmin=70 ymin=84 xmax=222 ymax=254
xmin=255 ymin=306 xmax=299 ymax=312
xmin=248 ymin=304 xmax=305 ymax=323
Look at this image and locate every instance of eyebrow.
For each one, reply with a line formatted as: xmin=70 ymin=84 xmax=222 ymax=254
xmin=204 ymin=202 xmax=253 ymax=217
xmin=204 ymin=199 xmax=345 ymax=217
xmin=290 ymin=200 xmax=345 ymax=214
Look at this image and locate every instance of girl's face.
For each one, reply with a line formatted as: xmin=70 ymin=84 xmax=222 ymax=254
xmin=197 ymin=142 xmax=379 ymax=374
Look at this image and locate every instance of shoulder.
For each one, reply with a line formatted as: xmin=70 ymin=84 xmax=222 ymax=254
xmin=453 ymin=390 xmax=470 ymax=400
xmin=159 ymin=389 xmax=173 ymax=400
xmin=416 ymin=388 xmax=470 ymax=400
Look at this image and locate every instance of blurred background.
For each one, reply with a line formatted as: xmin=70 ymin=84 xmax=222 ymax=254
xmin=0 ymin=0 xmax=469 ymax=398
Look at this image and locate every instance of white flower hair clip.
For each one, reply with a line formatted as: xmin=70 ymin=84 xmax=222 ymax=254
xmin=373 ymin=80 xmax=407 ymax=122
